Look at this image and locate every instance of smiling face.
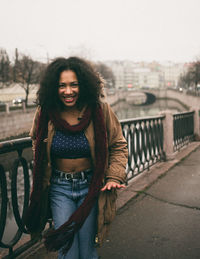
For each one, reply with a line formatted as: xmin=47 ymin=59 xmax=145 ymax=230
xmin=58 ymin=70 xmax=79 ymax=109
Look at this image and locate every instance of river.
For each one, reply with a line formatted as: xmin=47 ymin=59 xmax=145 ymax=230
xmin=112 ymin=98 xmax=188 ymax=120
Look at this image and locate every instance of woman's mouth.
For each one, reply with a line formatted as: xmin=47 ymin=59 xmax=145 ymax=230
xmin=63 ymin=95 xmax=77 ymax=103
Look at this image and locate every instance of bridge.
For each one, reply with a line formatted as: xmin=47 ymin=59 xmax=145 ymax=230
xmin=0 ymin=92 xmax=200 ymax=258
xmin=124 ymin=88 xmax=200 ymax=109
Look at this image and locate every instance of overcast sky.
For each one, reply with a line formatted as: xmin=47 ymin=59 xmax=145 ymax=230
xmin=1 ymin=0 xmax=200 ymax=63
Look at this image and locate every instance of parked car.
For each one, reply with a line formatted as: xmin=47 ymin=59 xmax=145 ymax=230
xmin=12 ymin=97 xmax=25 ymax=104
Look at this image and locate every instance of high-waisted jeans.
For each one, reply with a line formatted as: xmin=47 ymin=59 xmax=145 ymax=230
xmin=50 ymin=169 xmax=98 ymax=259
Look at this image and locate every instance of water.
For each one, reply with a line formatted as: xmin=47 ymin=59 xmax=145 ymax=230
xmin=112 ymin=98 xmax=188 ymax=120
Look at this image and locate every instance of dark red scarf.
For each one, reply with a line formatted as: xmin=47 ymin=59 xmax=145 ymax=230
xmin=25 ymin=104 xmax=107 ymax=254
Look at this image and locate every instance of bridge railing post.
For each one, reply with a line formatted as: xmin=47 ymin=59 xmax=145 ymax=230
xmin=22 ymin=101 xmax=26 ymax=112
xmin=160 ymin=110 xmax=174 ymax=160
xmin=6 ymin=103 xmax=10 ymax=114
xmin=191 ymin=108 xmax=200 ymax=141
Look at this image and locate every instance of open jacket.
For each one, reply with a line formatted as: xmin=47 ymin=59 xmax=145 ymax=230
xmin=29 ymin=101 xmax=128 ymax=245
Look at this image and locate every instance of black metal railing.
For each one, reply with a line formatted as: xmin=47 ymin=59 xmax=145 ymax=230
xmin=0 ymin=138 xmax=38 ymax=259
xmin=173 ymin=111 xmax=194 ymax=151
xmin=120 ymin=115 xmax=165 ymax=181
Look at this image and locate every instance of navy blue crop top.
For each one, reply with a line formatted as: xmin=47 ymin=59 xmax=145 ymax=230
xmin=51 ymin=130 xmax=91 ymax=159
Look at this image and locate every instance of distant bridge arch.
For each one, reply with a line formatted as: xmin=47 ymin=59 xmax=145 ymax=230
xmin=107 ymin=88 xmax=200 ymax=110
xmin=124 ymin=89 xmax=196 ymax=109
xmin=125 ymin=90 xmax=157 ymax=106
xmin=143 ymin=92 xmax=156 ymax=105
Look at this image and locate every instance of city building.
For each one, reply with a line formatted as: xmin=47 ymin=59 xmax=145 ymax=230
xmin=105 ymin=60 xmax=185 ymax=90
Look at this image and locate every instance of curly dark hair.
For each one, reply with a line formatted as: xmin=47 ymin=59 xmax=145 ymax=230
xmin=36 ymin=56 xmax=104 ymax=112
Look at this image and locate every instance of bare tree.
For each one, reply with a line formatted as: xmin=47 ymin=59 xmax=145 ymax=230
xmin=0 ymin=48 xmax=11 ymax=85
xmin=178 ymin=72 xmax=193 ymax=89
xmin=190 ymin=61 xmax=200 ymax=90
xmin=179 ymin=61 xmax=200 ymax=91
xmin=12 ymin=48 xmax=19 ymax=83
xmin=94 ymin=62 xmax=115 ymax=88
xmin=14 ymin=52 xmax=45 ymax=106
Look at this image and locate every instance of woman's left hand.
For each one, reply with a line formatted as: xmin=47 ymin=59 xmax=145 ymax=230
xmin=101 ymin=181 xmax=125 ymax=191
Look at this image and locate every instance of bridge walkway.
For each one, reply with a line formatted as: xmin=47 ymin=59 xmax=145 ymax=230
xmin=20 ymin=142 xmax=200 ymax=259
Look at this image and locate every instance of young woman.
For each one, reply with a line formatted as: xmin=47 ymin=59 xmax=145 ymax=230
xmin=25 ymin=57 xmax=128 ymax=259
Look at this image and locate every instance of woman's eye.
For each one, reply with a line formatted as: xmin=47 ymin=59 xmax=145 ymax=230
xmin=71 ymin=83 xmax=79 ymax=87
xmin=58 ymin=84 xmax=65 ymax=88
xmin=58 ymin=83 xmax=79 ymax=88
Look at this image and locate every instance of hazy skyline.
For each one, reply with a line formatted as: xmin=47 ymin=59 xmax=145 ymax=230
xmin=1 ymin=0 xmax=200 ymax=63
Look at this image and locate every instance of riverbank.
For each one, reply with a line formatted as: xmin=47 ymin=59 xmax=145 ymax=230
xmin=0 ymin=93 xmax=121 ymax=140
xmin=0 ymin=107 xmax=36 ymax=140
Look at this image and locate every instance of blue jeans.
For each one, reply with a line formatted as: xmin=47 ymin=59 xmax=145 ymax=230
xmin=50 ymin=170 xmax=98 ymax=259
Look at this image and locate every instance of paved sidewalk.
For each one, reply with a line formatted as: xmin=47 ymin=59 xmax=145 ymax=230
xmin=98 ymin=144 xmax=200 ymax=259
xmin=20 ymin=142 xmax=200 ymax=259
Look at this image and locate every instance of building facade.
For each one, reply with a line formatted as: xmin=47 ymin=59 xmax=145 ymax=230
xmin=104 ymin=60 xmax=185 ymax=90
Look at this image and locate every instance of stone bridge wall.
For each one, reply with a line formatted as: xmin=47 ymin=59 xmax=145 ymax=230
xmin=0 ymin=108 xmax=36 ymax=140
xmin=142 ymin=89 xmax=200 ymax=109
xmin=0 ymin=95 xmax=124 ymax=140
xmin=166 ymin=90 xmax=200 ymax=109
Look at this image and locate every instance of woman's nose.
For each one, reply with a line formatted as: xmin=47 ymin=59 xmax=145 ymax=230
xmin=64 ymin=86 xmax=72 ymax=94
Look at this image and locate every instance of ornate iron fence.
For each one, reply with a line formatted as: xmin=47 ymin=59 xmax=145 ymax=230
xmin=173 ymin=111 xmax=194 ymax=151
xmin=0 ymin=138 xmax=38 ymax=259
xmin=120 ymin=115 xmax=165 ymax=181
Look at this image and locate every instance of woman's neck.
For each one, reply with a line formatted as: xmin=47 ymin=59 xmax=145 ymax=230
xmin=60 ymin=106 xmax=82 ymax=126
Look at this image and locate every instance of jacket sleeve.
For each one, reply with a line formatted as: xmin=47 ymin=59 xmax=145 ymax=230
xmin=102 ymin=102 xmax=128 ymax=184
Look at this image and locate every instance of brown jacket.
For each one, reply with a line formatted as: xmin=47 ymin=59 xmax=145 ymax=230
xmin=30 ymin=101 xmax=128 ymax=245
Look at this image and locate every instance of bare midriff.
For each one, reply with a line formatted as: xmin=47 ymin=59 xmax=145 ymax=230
xmin=53 ymin=157 xmax=92 ymax=173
